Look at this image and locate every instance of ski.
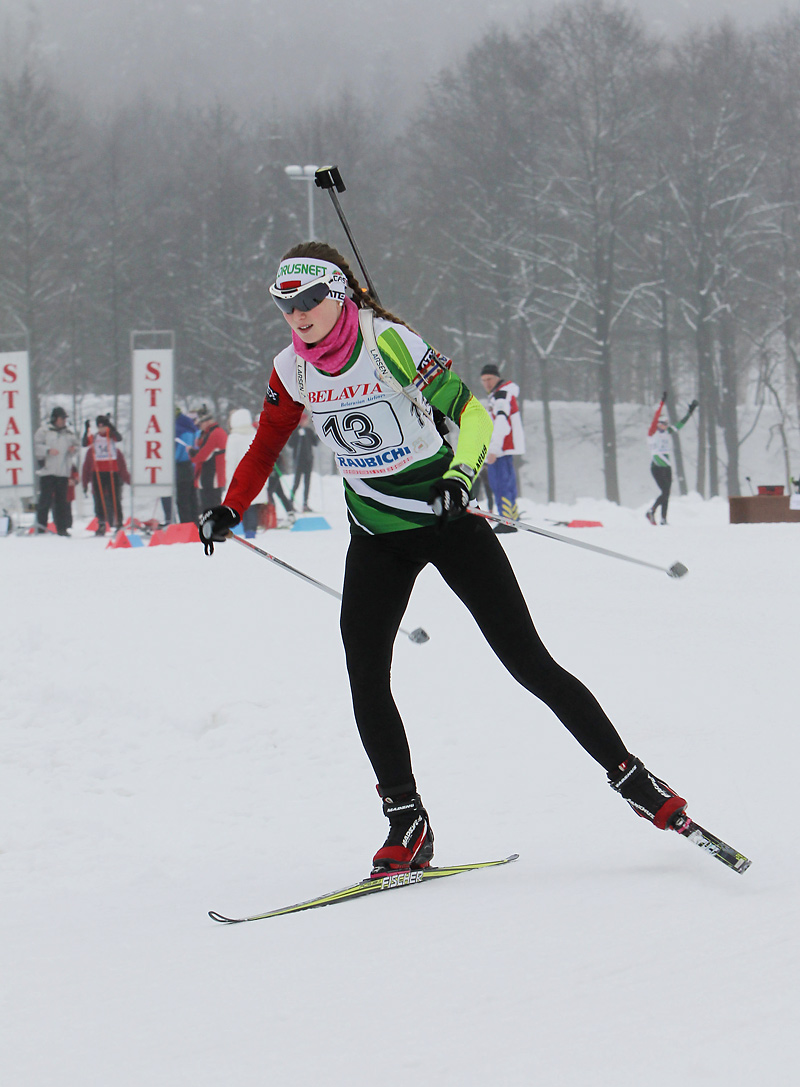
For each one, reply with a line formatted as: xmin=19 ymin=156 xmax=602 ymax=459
xmin=671 ymin=814 xmax=751 ymax=873
xmin=208 ymin=854 xmax=520 ymax=923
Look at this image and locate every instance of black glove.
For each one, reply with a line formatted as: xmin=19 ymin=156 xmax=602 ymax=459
xmin=661 ymin=390 xmax=668 ymax=403
xmin=688 ymin=399 xmax=699 ymax=413
xmin=198 ymin=505 xmax=240 ymax=555
xmin=428 ymin=472 xmax=470 ymax=527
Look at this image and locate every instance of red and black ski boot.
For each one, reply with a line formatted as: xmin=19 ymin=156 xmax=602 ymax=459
xmin=609 ymin=754 xmax=687 ymax=830
xmin=371 ymin=789 xmax=434 ymax=876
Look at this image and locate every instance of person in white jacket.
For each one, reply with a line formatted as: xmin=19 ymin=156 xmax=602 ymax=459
xmin=33 ymin=407 xmax=79 ymax=535
xmin=479 ymin=364 xmax=525 ymax=533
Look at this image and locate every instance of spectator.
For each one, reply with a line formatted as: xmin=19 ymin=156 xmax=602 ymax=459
xmin=33 ymin=406 xmax=79 ymax=536
xmin=190 ymin=408 xmax=227 ymax=511
xmin=267 ymin=454 xmax=296 ymax=526
xmin=289 ymin=409 xmax=318 ymax=512
xmin=81 ymin=415 xmax=130 ymax=536
xmin=479 ymin=363 xmax=526 ymax=533
xmin=174 ymin=407 xmax=199 ymax=524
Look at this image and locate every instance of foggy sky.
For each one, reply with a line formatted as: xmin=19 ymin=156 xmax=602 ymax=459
xmin=3 ymin=0 xmax=798 ymax=122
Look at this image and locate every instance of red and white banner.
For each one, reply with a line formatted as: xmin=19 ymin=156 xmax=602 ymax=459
xmin=131 ymin=348 xmax=174 ymax=493
xmin=0 ymin=352 xmax=34 ymax=496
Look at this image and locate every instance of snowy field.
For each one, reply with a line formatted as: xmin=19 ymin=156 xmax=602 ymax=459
xmin=1 ymin=481 xmax=797 ymax=1085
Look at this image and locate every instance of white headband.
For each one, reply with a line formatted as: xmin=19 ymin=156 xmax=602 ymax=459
xmin=273 ymin=257 xmax=347 ymax=301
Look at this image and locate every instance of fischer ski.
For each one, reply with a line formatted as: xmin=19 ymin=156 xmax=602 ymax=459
xmin=671 ymin=814 xmax=751 ymax=873
xmin=208 ymin=854 xmax=519 ymax=923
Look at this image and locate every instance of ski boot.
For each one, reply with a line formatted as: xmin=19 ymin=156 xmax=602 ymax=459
xmin=372 ymin=788 xmax=434 ymax=876
xmin=609 ymin=755 xmax=687 ymax=830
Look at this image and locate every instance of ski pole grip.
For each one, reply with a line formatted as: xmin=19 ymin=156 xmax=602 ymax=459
xmin=315 ymin=165 xmax=345 ymax=192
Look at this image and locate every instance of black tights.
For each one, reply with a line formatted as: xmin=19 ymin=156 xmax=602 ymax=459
xmin=650 ymin=464 xmax=672 ymax=522
xmin=340 ymin=515 xmax=628 ymax=793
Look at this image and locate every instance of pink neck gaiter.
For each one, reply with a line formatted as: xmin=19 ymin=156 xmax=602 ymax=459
xmin=292 ymin=297 xmax=360 ymax=375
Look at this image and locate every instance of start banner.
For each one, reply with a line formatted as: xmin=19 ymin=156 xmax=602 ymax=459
xmin=1 ymin=352 xmax=34 ymax=496
xmin=131 ymin=346 xmax=174 ymax=493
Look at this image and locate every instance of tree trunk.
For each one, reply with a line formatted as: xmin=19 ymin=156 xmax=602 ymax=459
xmin=595 ymin=234 xmax=619 ymax=504
xmin=718 ymin=305 xmax=741 ymax=497
xmin=539 ymin=355 xmax=556 ymax=503
xmin=658 ymin=285 xmax=689 ymax=495
xmin=694 ymin=278 xmax=714 ymax=496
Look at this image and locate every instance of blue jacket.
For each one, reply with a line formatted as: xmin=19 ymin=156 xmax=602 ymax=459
xmin=175 ymin=413 xmax=198 ymax=463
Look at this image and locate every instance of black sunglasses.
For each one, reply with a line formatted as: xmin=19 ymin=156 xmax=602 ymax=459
xmin=270 ymin=278 xmax=332 ymax=314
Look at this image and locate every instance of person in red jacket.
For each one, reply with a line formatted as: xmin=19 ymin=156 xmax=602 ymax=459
xmin=190 ymin=409 xmax=227 ymax=511
xmin=81 ymin=416 xmax=131 ymax=535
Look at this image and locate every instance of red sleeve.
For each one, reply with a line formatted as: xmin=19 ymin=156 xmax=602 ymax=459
xmin=223 ymin=370 xmax=304 ymax=515
xmin=648 ymin=402 xmax=664 ymax=437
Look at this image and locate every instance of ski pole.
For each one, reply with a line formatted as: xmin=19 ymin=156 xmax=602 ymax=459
xmin=314 ymin=166 xmax=382 ymax=304
xmin=469 ymin=508 xmax=688 ymax=579
xmin=228 ymin=532 xmax=430 ymax=644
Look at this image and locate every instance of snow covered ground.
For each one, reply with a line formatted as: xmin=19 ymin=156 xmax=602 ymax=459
xmin=2 ymin=480 xmax=797 ymax=1085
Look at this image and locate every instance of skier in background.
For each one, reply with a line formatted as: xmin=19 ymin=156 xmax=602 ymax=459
xmin=646 ymin=393 xmax=698 ymax=525
xmin=479 ymin=363 xmax=525 ymax=533
xmin=198 ymin=241 xmax=692 ymax=876
xmin=81 ymin=416 xmax=130 ymax=535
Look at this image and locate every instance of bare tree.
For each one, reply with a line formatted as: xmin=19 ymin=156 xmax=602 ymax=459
xmin=537 ymin=1 xmax=662 ymax=503
xmin=0 ymin=64 xmax=81 ymax=406
xmin=758 ymin=13 xmax=800 ymax=445
xmin=662 ymin=22 xmax=777 ymax=497
xmin=401 ymin=29 xmax=545 ymax=383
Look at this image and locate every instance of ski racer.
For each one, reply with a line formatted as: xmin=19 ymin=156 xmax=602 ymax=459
xmin=199 ymin=241 xmax=690 ymax=875
xmin=646 ymin=394 xmax=698 ymax=524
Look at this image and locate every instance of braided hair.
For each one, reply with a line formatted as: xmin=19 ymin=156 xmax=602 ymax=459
xmin=279 ymin=241 xmax=416 ymax=334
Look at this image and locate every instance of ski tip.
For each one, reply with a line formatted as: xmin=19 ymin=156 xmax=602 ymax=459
xmin=667 ymin=561 xmax=688 ymax=579
xmin=208 ymin=911 xmax=243 ymax=924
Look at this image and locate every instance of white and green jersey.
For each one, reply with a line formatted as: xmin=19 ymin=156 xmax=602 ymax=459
xmin=273 ymin=318 xmax=489 ymax=535
xmin=648 ymin=404 xmax=695 ymax=469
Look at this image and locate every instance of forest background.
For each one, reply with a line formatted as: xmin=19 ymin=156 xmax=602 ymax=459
xmin=3 ymin=0 xmax=800 ymax=504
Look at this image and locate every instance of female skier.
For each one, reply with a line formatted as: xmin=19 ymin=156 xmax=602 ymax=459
xmin=200 ymin=242 xmax=689 ymax=874
xmin=646 ymin=394 xmax=698 ymax=524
